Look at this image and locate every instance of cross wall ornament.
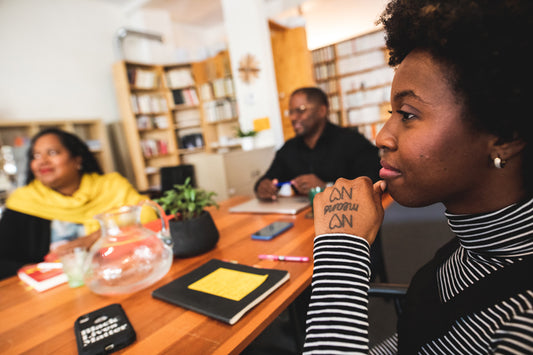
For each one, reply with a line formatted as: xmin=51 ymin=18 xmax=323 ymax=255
xmin=238 ymin=53 xmax=260 ymax=84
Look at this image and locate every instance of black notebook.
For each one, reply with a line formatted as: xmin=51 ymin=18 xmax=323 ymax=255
xmin=152 ymin=259 xmax=290 ymax=325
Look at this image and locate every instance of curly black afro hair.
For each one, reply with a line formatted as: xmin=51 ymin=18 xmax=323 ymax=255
xmin=378 ymin=0 xmax=532 ymax=194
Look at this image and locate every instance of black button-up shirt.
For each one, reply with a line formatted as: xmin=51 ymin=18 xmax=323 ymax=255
xmin=255 ymin=122 xmax=380 ymax=190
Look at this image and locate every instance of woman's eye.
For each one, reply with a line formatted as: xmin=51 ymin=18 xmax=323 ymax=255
xmin=397 ymin=110 xmax=416 ymax=121
xmin=32 ymin=153 xmax=41 ymax=160
xmin=48 ymin=149 xmax=58 ymax=156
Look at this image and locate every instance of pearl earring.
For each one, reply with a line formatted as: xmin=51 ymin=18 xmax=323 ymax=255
xmin=494 ymin=156 xmax=506 ymax=169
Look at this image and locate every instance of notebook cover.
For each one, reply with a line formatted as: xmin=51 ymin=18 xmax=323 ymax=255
xmin=152 ymin=259 xmax=290 ymax=325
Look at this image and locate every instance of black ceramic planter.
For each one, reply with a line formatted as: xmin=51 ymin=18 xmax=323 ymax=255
xmin=168 ymin=211 xmax=219 ymax=257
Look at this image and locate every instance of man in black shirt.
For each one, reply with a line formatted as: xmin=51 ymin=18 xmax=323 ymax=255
xmin=255 ymin=87 xmax=380 ymax=200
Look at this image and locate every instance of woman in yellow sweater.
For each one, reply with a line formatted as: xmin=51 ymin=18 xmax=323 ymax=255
xmin=0 ymin=128 xmax=149 ymax=279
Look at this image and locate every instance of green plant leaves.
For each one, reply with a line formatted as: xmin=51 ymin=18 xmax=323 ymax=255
xmin=154 ymin=176 xmax=218 ymax=221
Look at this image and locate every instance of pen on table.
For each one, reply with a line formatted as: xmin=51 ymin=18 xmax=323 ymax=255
xmin=258 ymin=254 xmax=309 ymax=262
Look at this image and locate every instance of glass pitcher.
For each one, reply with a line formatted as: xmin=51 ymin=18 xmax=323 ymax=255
xmin=83 ymin=200 xmax=173 ymax=295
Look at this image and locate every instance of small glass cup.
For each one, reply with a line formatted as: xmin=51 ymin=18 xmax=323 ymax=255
xmin=60 ymin=247 xmax=88 ymax=288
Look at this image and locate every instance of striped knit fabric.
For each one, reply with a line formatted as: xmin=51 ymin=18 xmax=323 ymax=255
xmin=303 ymin=198 xmax=533 ymax=354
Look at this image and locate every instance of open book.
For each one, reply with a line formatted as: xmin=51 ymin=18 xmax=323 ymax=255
xmin=152 ymin=259 xmax=290 ymax=325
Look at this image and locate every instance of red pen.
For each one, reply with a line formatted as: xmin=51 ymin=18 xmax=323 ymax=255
xmin=258 ymin=254 xmax=309 ymax=262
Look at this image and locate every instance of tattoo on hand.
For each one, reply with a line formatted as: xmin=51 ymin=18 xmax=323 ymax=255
xmin=324 ymin=187 xmax=357 ymax=229
xmin=329 ymin=187 xmax=352 ymax=201
xmin=329 ymin=214 xmax=353 ymax=229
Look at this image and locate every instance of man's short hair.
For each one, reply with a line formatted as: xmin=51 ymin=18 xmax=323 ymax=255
xmin=291 ymin=87 xmax=329 ymax=109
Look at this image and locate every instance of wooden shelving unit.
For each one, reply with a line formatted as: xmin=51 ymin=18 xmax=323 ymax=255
xmin=113 ymin=61 xmax=180 ymax=191
xmin=112 ymin=51 xmax=240 ymax=191
xmin=0 ymin=119 xmax=113 ymax=174
xmin=163 ymin=63 xmax=205 ymax=157
xmin=192 ymin=50 xmax=240 ymax=153
xmin=311 ymin=29 xmax=394 ymax=144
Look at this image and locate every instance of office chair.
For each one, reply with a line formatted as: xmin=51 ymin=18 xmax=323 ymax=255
xmin=370 ymin=230 xmax=388 ymax=282
xmin=160 ymin=164 xmax=196 ymax=192
xmin=369 ymin=282 xmax=409 ymax=316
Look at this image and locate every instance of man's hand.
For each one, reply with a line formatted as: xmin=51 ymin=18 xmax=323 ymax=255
xmin=256 ymin=178 xmax=279 ymax=200
xmin=291 ymin=174 xmax=325 ymax=196
xmin=313 ymin=177 xmax=386 ymax=245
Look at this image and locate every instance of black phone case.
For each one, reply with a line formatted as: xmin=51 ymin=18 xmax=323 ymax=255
xmin=74 ymin=303 xmax=136 ymax=355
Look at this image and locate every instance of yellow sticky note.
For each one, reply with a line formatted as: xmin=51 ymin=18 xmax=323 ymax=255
xmin=188 ymin=268 xmax=268 ymax=301
xmin=253 ymin=117 xmax=271 ymax=132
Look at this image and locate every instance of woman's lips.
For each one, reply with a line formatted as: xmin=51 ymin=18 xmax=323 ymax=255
xmin=38 ymin=168 xmax=53 ymax=175
xmin=379 ymin=161 xmax=402 ymax=179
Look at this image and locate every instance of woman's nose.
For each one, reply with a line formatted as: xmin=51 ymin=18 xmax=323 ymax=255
xmin=375 ymin=118 xmax=397 ymax=152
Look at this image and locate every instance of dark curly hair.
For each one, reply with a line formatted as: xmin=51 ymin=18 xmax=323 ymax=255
xmin=378 ymin=0 xmax=532 ymax=194
xmin=26 ymin=128 xmax=103 ymax=184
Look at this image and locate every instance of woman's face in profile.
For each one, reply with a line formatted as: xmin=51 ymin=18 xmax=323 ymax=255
xmin=376 ymin=50 xmax=495 ymax=213
xmin=30 ymin=133 xmax=82 ymax=193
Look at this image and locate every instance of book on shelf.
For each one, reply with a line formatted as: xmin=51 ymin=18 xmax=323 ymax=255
xmin=131 ymin=94 xmax=168 ymax=114
xmin=127 ymin=67 xmax=159 ymax=89
xmin=177 ymin=128 xmax=204 ymax=149
xmin=152 ymin=259 xmax=290 ymax=325
xmin=172 ymin=88 xmax=199 ymax=106
xmin=140 ymin=139 xmax=169 ymax=157
xmin=212 ymin=78 xmax=226 ymax=98
xmin=203 ymin=99 xmax=237 ymax=123
xmin=312 ymin=45 xmax=335 ymax=64
xmin=18 ymin=262 xmax=68 ymax=292
xmin=174 ymin=109 xmax=201 ymax=128
xmin=224 ymin=78 xmax=234 ymax=97
xmin=165 ymin=67 xmax=194 ymax=88
xmin=199 ymin=83 xmax=213 ymax=101
xmin=153 ymin=115 xmax=169 ymax=129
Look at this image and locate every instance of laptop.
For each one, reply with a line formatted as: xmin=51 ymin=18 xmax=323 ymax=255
xmin=229 ymin=196 xmax=310 ymax=215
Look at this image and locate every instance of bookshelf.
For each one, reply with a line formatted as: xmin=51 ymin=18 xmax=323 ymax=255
xmin=112 ymin=51 xmax=240 ymax=191
xmin=192 ymin=50 xmax=240 ymax=152
xmin=311 ymin=29 xmax=394 ymax=143
xmin=113 ymin=61 xmax=180 ymax=191
xmin=0 ymin=119 xmax=113 ymax=188
xmin=163 ymin=64 xmax=205 ymax=156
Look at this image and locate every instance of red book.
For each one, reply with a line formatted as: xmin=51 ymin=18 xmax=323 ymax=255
xmin=17 ymin=263 xmax=68 ymax=292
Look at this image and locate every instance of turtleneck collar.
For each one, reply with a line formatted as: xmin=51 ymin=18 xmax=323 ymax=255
xmin=445 ymin=198 xmax=533 ymax=258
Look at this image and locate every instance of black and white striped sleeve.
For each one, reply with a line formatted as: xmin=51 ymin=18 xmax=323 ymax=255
xmin=303 ymin=233 xmax=372 ymax=354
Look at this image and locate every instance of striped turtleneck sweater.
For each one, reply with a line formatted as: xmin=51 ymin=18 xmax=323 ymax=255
xmin=303 ymin=198 xmax=533 ymax=354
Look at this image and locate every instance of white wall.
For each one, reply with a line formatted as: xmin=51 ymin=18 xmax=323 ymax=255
xmin=172 ymin=23 xmax=228 ymax=62
xmin=273 ymin=0 xmax=389 ymax=49
xmin=221 ymin=0 xmax=283 ymax=149
xmin=0 ymin=0 xmax=127 ymax=122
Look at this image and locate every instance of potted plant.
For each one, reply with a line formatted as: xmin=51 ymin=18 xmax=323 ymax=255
xmin=155 ymin=177 xmax=220 ymax=257
xmin=235 ymin=127 xmax=257 ymax=151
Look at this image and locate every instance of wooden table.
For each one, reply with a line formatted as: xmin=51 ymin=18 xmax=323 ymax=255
xmin=0 ymin=196 xmax=316 ymax=355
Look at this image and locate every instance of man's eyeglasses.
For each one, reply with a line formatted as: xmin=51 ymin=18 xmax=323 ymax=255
xmin=288 ymin=105 xmax=314 ymax=116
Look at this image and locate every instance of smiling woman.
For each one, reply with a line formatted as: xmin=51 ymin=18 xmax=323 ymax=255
xmin=0 ymin=128 xmax=151 ymax=280
xmin=29 ymin=133 xmax=86 ymax=196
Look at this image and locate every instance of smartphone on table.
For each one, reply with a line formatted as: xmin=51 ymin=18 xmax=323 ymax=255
xmin=74 ymin=303 xmax=136 ymax=354
xmin=252 ymin=221 xmax=294 ymax=240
